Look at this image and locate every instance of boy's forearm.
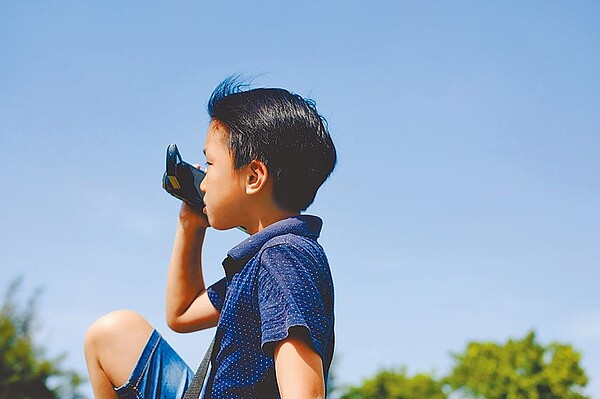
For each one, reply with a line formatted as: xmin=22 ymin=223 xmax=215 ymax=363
xmin=165 ymin=221 xmax=208 ymax=329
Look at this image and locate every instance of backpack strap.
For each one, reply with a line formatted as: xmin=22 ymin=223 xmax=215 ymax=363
xmin=183 ymin=338 xmax=215 ymax=399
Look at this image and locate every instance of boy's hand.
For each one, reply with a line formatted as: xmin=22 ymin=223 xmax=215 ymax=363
xmin=179 ymin=202 xmax=210 ymax=231
xmin=178 ymin=164 xmax=210 ymax=231
xmin=167 ymin=167 xmax=219 ymax=332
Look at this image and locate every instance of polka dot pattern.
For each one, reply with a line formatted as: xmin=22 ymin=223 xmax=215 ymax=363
xmin=204 ymin=215 xmax=335 ymax=398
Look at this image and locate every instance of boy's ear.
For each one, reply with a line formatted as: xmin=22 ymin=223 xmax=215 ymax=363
xmin=245 ymin=159 xmax=269 ymax=195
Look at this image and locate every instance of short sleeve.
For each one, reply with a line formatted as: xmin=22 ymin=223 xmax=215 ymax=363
xmin=257 ymin=243 xmax=330 ymax=359
xmin=206 ymin=277 xmax=227 ymax=312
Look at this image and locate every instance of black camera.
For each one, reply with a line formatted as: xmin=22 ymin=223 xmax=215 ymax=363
xmin=162 ymin=144 xmax=205 ymax=209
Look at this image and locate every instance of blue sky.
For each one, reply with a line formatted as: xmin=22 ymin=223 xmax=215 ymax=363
xmin=1 ymin=1 xmax=599 ymax=397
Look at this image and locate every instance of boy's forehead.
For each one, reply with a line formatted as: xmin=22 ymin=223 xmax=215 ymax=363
xmin=204 ymin=121 xmax=229 ymax=153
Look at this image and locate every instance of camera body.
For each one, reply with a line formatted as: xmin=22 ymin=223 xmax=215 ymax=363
xmin=162 ymin=144 xmax=205 ymax=209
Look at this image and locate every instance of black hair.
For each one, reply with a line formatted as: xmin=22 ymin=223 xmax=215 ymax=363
xmin=207 ymin=76 xmax=337 ymax=212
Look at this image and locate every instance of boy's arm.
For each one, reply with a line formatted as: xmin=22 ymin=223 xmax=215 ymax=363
xmin=166 ymin=203 xmax=220 ymax=333
xmin=274 ymin=332 xmax=325 ymax=399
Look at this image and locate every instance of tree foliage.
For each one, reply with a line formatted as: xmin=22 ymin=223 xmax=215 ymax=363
xmin=446 ymin=330 xmax=588 ymax=399
xmin=0 ymin=278 xmax=85 ymax=399
xmin=340 ymin=331 xmax=589 ymax=399
xmin=340 ymin=368 xmax=446 ymax=399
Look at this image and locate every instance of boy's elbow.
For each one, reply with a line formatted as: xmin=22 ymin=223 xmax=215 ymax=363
xmin=166 ymin=312 xmax=219 ymax=333
xmin=167 ymin=318 xmax=195 ymax=333
xmin=166 ymin=313 xmax=186 ymax=333
xmin=166 ymin=316 xmax=179 ymax=332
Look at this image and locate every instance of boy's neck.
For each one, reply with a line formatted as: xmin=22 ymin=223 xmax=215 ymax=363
xmin=244 ymin=208 xmax=300 ymax=235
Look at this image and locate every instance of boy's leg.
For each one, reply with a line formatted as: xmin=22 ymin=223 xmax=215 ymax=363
xmin=84 ymin=310 xmax=154 ymax=398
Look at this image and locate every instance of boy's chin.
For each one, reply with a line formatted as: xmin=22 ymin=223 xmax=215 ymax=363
xmin=206 ymin=213 xmax=247 ymax=232
xmin=209 ymin=220 xmax=239 ymax=231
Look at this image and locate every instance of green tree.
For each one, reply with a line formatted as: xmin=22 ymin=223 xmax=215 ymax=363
xmin=0 ymin=278 xmax=85 ymax=399
xmin=340 ymin=367 xmax=447 ymax=399
xmin=446 ymin=330 xmax=588 ymax=399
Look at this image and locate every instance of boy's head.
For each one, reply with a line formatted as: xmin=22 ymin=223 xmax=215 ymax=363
xmin=206 ymin=77 xmax=337 ymax=213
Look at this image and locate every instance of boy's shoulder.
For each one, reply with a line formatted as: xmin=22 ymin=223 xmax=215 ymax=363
xmin=257 ymin=215 xmax=326 ymax=257
xmin=261 ymin=232 xmax=323 ymax=257
xmin=257 ymin=230 xmax=329 ymax=278
xmin=255 ymin=229 xmax=333 ymax=303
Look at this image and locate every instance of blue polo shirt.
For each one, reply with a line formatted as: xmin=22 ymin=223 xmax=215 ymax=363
xmin=203 ymin=215 xmax=335 ymax=398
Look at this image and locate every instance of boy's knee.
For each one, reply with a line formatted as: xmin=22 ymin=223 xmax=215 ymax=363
xmin=85 ymin=310 xmax=149 ymax=351
xmin=84 ymin=310 xmax=155 ymax=387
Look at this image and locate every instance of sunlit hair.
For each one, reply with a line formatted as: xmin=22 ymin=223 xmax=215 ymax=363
xmin=207 ymin=76 xmax=337 ymax=212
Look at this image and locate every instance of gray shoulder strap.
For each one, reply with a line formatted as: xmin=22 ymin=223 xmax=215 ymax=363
xmin=182 ymin=338 xmax=215 ymax=399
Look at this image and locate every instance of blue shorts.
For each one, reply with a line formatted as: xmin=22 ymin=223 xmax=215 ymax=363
xmin=114 ymin=330 xmax=194 ymax=399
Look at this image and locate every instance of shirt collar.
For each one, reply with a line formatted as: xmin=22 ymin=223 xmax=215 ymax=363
xmin=222 ymin=214 xmax=322 ymax=281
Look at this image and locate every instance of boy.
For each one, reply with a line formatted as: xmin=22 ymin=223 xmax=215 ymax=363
xmin=84 ymin=77 xmax=337 ymax=398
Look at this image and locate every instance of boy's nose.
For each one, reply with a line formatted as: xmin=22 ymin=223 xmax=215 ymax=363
xmin=199 ymin=174 xmax=206 ymax=193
